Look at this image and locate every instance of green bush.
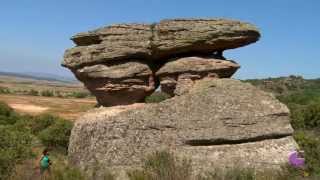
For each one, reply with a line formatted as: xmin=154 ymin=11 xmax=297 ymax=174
xmin=301 ymin=103 xmax=320 ymax=129
xmin=145 ymin=92 xmax=171 ymax=103
xmin=0 ymin=101 xmax=14 ymax=117
xmin=0 ymin=87 xmax=11 ymax=94
xmin=0 ymin=102 xmax=19 ymax=125
xmin=38 ymin=119 xmax=73 ymax=151
xmin=41 ymin=90 xmax=54 ymax=97
xmin=294 ymin=131 xmax=320 ymax=174
xmin=68 ymin=91 xmax=89 ymax=98
xmin=0 ymin=126 xmax=33 ymax=180
xmin=29 ymin=114 xmax=56 ymax=135
xmin=27 ymin=89 xmax=39 ymax=96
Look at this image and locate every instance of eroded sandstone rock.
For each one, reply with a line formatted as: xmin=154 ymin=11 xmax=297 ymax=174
xmin=153 ymin=19 xmax=260 ymax=58
xmin=73 ymin=61 xmax=156 ymax=106
xmin=156 ymin=57 xmax=240 ymax=95
xmin=62 ymin=19 xmax=260 ymax=68
xmin=68 ymin=78 xmax=297 ymax=177
xmin=62 ymin=18 xmax=260 ymax=106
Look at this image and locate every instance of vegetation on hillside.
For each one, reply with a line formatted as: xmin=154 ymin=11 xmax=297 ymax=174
xmin=246 ymin=76 xmax=320 ymax=177
xmin=1 ymin=75 xmax=320 ymax=179
xmin=0 ymin=86 xmax=92 ymax=99
xmin=0 ymin=102 xmax=73 ymax=180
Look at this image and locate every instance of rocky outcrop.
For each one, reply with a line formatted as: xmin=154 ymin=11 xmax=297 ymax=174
xmin=156 ymin=56 xmax=240 ymax=95
xmin=62 ymin=18 xmax=259 ymax=106
xmin=73 ymin=61 xmax=155 ymax=106
xmin=68 ymin=78 xmax=297 ymax=177
xmin=63 ymin=19 xmax=259 ymax=68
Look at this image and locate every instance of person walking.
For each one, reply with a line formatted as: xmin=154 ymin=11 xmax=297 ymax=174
xmin=39 ymin=148 xmax=52 ymax=179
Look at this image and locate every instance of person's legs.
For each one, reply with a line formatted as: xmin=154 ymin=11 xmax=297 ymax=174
xmin=40 ymin=167 xmax=49 ymax=180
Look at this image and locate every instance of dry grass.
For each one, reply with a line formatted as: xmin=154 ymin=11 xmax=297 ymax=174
xmin=0 ymin=94 xmax=96 ymax=120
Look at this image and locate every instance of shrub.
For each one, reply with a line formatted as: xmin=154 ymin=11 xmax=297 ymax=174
xmin=38 ymin=119 xmax=73 ymax=151
xmin=68 ymin=91 xmax=89 ymax=98
xmin=0 ymin=102 xmax=19 ymax=125
xmin=301 ymin=103 xmax=320 ymax=129
xmin=0 ymin=101 xmax=14 ymax=117
xmin=294 ymin=131 xmax=320 ymax=174
xmin=128 ymin=151 xmax=192 ymax=180
xmin=145 ymin=92 xmax=171 ymax=103
xmin=288 ymin=103 xmax=320 ymax=130
xmin=0 ymin=126 xmax=33 ymax=180
xmin=27 ymin=89 xmax=39 ymax=96
xmin=0 ymin=87 xmax=11 ymax=94
xmin=41 ymin=90 xmax=54 ymax=97
xmin=28 ymin=114 xmax=56 ymax=135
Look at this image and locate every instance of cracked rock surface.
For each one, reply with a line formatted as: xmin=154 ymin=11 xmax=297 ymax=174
xmin=68 ymin=78 xmax=297 ymax=176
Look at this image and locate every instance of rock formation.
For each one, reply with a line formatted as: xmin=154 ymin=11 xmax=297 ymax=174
xmin=69 ymin=79 xmax=297 ymax=177
xmin=156 ymin=56 xmax=240 ymax=96
xmin=72 ymin=61 xmax=155 ymax=106
xmin=63 ymin=18 xmax=298 ymax=178
xmin=62 ymin=18 xmax=260 ymax=106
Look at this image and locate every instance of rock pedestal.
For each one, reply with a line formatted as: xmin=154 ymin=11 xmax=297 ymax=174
xmin=68 ymin=79 xmax=297 ymax=177
xmin=63 ymin=18 xmax=298 ymax=178
xmin=73 ymin=61 xmax=155 ymax=106
xmin=62 ymin=18 xmax=260 ymax=106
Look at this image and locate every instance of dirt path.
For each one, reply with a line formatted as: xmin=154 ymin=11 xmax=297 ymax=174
xmin=9 ymin=103 xmax=49 ymax=114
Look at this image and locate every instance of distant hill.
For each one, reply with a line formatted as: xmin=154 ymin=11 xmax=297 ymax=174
xmin=0 ymin=71 xmax=77 ymax=83
xmin=244 ymin=75 xmax=320 ymax=95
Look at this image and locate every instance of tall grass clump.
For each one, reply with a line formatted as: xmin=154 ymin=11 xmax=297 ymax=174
xmin=128 ymin=151 xmax=192 ymax=180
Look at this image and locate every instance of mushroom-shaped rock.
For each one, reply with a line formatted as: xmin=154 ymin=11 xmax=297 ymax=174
xmin=74 ymin=61 xmax=156 ymax=106
xmin=62 ymin=19 xmax=260 ymax=69
xmin=156 ymin=56 xmax=240 ymax=96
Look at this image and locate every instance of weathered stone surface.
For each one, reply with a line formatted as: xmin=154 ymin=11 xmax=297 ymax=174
xmin=156 ymin=57 xmax=240 ymax=95
xmin=62 ymin=19 xmax=260 ymax=68
xmin=69 ymin=78 xmax=297 ymax=176
xmin=73 ymin=61 xmax=156 ymax=106
xmin=153 ymin=19 xmax=260 ymax=58
xmin=63 ymin=24 xmax=153 ymax=68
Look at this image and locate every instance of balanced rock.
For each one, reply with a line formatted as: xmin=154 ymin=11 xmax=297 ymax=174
xmin=156 ymin=56 xmax=240 ymax=95
xmin=69 ymin=78 xmax=297 ymax=177
xmin=73 ymin=61 xmax=155 ymax=106
xmin=62 ymin=18 xmax=260 ymax=106
xmin=62 ymin=19 xmax=259 ymax=68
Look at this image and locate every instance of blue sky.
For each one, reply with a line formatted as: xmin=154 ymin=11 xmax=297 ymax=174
xmin=0 ymin=0 xmax=319 ymax=79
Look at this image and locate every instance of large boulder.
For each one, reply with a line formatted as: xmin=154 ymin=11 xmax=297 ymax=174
xmin=73 ymin=61 xmax=156 ymax=106
xmin=69 ymin=78 xmax=297 ymax=177
xmin=62 ymin=19 xmax=260 ymax=68
xmin=156 ymin=56 xmax=240 ymax=95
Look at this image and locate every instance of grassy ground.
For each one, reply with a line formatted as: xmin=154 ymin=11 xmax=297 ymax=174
xmin=0 ymin=94 xmax=96 ymax=120
xmin=0 ymin=74 xmax=96 ymax=120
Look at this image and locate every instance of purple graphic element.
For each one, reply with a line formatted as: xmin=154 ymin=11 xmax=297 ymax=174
xmin=289 ymin=151 xmax=305 ymax=168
